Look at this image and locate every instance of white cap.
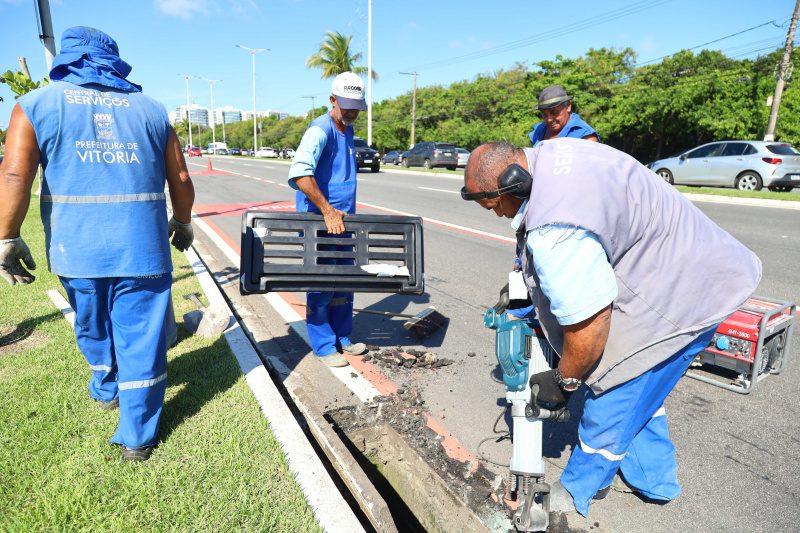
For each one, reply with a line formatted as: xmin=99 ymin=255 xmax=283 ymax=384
xmin=331 ymin=72 xmax=367 ymax=111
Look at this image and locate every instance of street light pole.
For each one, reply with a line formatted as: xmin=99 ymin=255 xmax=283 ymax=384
xmin=367 ymin=0 xmax=373 ymax=146
xmin=34 ymin=0 xmax=56 ymax=73
xmin=302 ymin=95 xmax=317 ymax=124
xmin=236 ymin=45 xmax=268 ymax=153
xmin=764 ymin=0 xmax=800 ymax=141
xmin=399 ymin=71 xmax=418 ymax=148
xmin=181 ymin=74 xmax=195 ymax=148
xmin=203 ymin=78 xmax=221 ymax=150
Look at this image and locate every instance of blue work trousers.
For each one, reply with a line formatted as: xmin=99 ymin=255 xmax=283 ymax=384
xmin=60 ymin=274 xmax=171 ymax=449
xmin=561 ymin=326 xmax=716 ymax=516
xmin=306 ymin=241 xmax=355 ymax=356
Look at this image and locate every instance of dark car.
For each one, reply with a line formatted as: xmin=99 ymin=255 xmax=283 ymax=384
xmin=229 ymin=147 xmax=242 ymax=156
xmin=354 ymin=137 xmax=380 ymax=172
xmin=382 ymin=150 xmax=401 ymax=165
xmin=403 ymin=142 xmax=458 ymax=170
xmin=398 ymin=150 xmax=410 ymax=166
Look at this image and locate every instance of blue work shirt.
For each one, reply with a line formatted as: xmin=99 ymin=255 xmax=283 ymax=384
xmin=511 ymin=201 xmax=617 ymax=325
xmin=288 ymin=113 xmax=357 ymax=214
xmin=528 ymin=112 xmax=599 ymax=146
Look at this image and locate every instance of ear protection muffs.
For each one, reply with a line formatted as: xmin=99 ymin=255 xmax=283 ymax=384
xmin=498 ymin=164 xmax=532 ymax=199
xmin=460 ymin=163 xmax=532 ymax=201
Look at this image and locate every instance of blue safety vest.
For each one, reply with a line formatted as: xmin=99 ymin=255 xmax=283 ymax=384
xmin=528 ymin=112 xmax=599 ymax=146
xmin=19 ymin=81 xmax=172 ymax=278
xmin=295 ymin=113 xmax=357 ymax=214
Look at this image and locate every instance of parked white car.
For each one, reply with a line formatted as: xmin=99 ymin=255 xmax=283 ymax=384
xmin=648 ymin=140 xmax=800 ymax=192
xmin=256 ymin=147 xmax=278 ymax=158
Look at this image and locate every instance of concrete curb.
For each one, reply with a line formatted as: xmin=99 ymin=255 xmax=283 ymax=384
xmin=681 ymin=192 xmax=800 ymax=210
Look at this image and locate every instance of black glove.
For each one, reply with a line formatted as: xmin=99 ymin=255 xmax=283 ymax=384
xmin=0 ymin=237 xmax=36 ymax=285
xmin=529 ymin=369 xmax=571 ymax=410
xmin=168 ymin=216 xmax=194 ymax=251
xmin=492 ymin=283 xmax=511 ymax=314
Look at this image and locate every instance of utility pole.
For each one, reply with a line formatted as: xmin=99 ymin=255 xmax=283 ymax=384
xmin=34 ymin=0 xmax=56 ymax=74
xmin=203 ymin=78 xmax=221 ymax=151
xmin=237 ymin=45 xmax=268 ymax=151
xmin=181 ymin=75 xmax=195 ymax=148
xmin=764 ymin=0 xmax=800 ymax=141
xmin=367 ymin=0 xmax=373 ymax=146
xmin=302 ymin=95 xmax=317 ymax=124
xmin=399 ymin=71 xmax=418 ymax=148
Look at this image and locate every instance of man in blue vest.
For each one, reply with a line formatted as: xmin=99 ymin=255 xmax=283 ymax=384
xmin=0 ymin=27 xmax=195 ymax=462
xmin=528 ymin=85 xmax=599 ymax=145
xmin=288 ymin=72 xmax=369 ymax=367
xmin=462 ymin=140 xmax=760 ymax=518
xmin=507 ymin=85 xmax=601 ymax=321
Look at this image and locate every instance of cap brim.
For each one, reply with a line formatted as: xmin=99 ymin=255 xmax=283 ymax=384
xmin=336 ymin=95 xmax=367 ymax=111
xmin=534 ymin=96 xmax=571 ymax=110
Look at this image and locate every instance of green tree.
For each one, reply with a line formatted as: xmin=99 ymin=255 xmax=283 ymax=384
xmin=0 ymin=69 xmax=48 ymax=100
xmin=306 ymin=31 xmax=377 ymax=80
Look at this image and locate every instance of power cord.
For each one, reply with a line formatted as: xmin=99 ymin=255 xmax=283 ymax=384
xmin=476 ymin=404 xmax=512 ymax=467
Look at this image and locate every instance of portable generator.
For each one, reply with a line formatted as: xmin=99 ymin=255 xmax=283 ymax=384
xmin=686 ymin=296 xmax=795 ymax=394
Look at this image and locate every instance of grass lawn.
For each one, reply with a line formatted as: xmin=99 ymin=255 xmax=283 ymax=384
xmin=675 ymin=185 xmax=800 ymax=201
xmin=0 ymin=199 xmax=320 ymax=531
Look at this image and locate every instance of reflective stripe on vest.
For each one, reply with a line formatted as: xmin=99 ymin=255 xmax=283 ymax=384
xmin=41 ymin=192 xmax=165 ymax=204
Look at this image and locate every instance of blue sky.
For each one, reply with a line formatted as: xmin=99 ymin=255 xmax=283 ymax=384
xmin=0 ymin=0 xmax=794 ymax=129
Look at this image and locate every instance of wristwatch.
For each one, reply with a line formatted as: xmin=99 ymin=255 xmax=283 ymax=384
xmin=554 ymin=368 xmax=583 ymax=392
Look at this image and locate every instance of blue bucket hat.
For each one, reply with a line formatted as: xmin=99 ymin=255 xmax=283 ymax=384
xmin=50 ymin=26 xmax=141 ymax=92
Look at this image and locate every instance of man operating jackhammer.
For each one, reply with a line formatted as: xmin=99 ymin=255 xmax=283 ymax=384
xmin=461 ymin=139 xmax=761 ymax=516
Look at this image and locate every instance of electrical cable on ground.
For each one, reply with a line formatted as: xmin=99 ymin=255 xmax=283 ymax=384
xmin=477 ymin=405 xmax=512 ymax=467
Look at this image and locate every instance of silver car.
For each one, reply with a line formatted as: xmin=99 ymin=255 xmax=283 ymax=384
xmin=456 ymin=148 xmax=470 ymax=168
xmin=648 ymin=140 xmax=800 ymax=192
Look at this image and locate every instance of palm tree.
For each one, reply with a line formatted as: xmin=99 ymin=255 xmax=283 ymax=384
xmin=305 ymin=31 xmax=378 ymax=80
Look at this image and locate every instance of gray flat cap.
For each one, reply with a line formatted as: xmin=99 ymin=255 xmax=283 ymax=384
xmin=534 ymin=85 xmax=572 ymax=110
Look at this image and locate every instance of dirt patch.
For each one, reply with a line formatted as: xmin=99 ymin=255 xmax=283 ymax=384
xmin=328 ymin=389 xmax=508 ymax=527
xmin=0 ymin=325 xmax=49 ymax=356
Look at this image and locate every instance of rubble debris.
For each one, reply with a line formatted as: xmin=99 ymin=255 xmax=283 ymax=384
xmin=467 ymin=351 xmax=477 ymax=357
xmin=358 ymin=346 xmax=456 ymax=371
xmin=327 ymin=388 xmax=507 ymax=523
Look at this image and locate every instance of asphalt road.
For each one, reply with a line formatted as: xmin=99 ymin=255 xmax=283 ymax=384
xmin=188 ymin=156 xmax=800 ymax=533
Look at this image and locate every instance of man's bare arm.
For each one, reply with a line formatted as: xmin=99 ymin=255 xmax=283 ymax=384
xmin=0 ymin=104 xmax=41 ymax=239
xmin=293 ymin=175 xmax=346 ymax=234
xmin=558 ymin=304 xmax=612 ymax=380
xmin=164 ymin=127 xmax=194 ymax=223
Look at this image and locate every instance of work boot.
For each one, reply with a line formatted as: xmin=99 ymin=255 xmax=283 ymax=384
xmin=341 ymin=342 xmax=367 ymax=356
xmin=122 ymin=446 xmax=154 ymax=462
xmin=95 ymin=397 xmax=119 ymax=410
xmin=318 ymin=353 xmax=349 ymax=367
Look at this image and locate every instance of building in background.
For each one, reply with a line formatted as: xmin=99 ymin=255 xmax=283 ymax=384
xmin=242 ymin=109 xmax=289 ymax=121
xmin=213 ymin=105 xmax=243 ymax=125
xmin=169 ymin=104 xmax=211 ymax=128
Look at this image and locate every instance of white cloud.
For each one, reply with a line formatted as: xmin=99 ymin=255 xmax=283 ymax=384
xmin=154 ymin=0 xmax=257 ymax=19
xmin=155 ymin=0 xmax=202 ymax=19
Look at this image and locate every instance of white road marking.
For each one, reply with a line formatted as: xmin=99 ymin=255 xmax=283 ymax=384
xmin=418 ymin=186 xmax=459 ymax=194
xmin=357 ymin=201 xmax=516 ymax=244
xmin=265 ymin=180 xmax=275 ymax=184
xmin=277 ymin=183 xmax=290 ymax=188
